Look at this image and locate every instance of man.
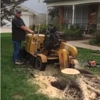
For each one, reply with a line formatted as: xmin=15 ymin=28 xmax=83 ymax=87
xmin=12 ymin=9 xmax=34 ymax=65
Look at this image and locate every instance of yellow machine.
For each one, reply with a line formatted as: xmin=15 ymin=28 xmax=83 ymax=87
xmin=22 ymin=24 xmax=79 ymax=71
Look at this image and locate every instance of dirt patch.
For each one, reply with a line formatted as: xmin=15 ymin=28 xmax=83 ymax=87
xmin=29 ymin=65 xmax=65 ymax=99
xmin=28 ymin=65 xmax=100 ymax=100
xmin=36 ymin=75 xmax=64 ymax=99
xmin=82 ymin=42 xmax=89 ymax=45
xmin=12 ymin=94 xmax=23 ymax=99
xmin=92 ymin=53 xmax=100 ymax=56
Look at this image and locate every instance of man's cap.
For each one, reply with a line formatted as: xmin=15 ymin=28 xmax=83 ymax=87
xmin=49 ymin=23 xmax=53 ymax=26
xmin=15 ymin=9 xmax=22 ymax=13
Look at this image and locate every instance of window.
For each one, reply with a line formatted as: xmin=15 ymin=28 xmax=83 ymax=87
xmin=65 ymin=5 xmax=88 ymax=29
xmin=75 ymin=5 xmax=88 ymax=29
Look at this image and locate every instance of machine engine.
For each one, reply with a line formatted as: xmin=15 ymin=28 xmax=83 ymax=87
xmin=43 ymin=24 xmax=66 ymax=51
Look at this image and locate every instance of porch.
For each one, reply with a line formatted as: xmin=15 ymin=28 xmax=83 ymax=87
xmin=45 ymin=0 xmax=100 ymax=34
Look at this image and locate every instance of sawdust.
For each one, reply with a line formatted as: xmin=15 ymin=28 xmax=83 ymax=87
xmin=28 ymin=65 xmax=100 ymax=100
xmin=35 ymin=75 xmax=64 ymax=99
xmin=92 ymin=53 xmax=100 ymax=56
xmin=12 ymin=94 xmax=23 ymax=99
xmin=29 ymin=65 xmax=65 ymax=99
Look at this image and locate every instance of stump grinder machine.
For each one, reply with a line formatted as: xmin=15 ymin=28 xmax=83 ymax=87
xmin=20 ymin=24 xmax=79 ymax=72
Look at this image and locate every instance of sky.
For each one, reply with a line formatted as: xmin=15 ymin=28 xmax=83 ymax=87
xmin=22 ymin=0 xmax=47 ymax=14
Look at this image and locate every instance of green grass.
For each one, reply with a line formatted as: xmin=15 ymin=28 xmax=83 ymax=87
xmin=1 ymin=33 xmax=100 ymax=100
xmin=1 ymin=33 xmax=60 ymax=100
xmin=77 ymin=47 xmax=100 ymax=76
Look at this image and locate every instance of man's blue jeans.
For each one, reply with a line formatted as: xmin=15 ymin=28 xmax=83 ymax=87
xmin=12 ymin=41 xmax=21 ymax=62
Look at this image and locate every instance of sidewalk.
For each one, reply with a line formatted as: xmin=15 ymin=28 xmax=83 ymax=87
xmin=67 ymin=39 xmax=100 ymax=51
xmin=0 ymin=27 xmax=12 ymax=33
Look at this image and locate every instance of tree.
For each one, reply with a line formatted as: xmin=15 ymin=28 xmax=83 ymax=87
xmin=1 ymin=0 xmax=27 ymax=26
xmin=48 ymin=7 xmax=58 ymax=20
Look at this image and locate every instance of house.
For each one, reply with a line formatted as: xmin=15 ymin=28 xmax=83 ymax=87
xmin=16 ymin=5 xmax=46 ymax=27
xmin=3 ymin=4 xmax=46 ymax=27
xmin=44 ymin=0 xmax=100 ymax=33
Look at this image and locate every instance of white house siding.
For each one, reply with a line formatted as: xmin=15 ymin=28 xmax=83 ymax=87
xmin=29 ymin=15 xmax=34 ymax=27
xmin=22 ymin=11 xmax=34 ymax=27
xmin=34 ymin=14 xmax=46 ymax=24
xmin=21 ymin=15 xmax=29 ymax=26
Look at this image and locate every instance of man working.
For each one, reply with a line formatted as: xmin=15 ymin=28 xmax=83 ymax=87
xmin=12 ymin=9 xmax=34 ymax=65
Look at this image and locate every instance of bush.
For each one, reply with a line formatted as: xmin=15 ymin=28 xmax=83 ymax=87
xmin=63 ymin=29 xmax=74 ymax=40
xmin=89 ymin=39 xmax=97 ymax=45
xmin=63 ymin=24 xmax=84 ymax=40
xmin=89 ymin=17 xmax=100 ymax=46
xmin=93 ymin=31 xmax=100 ymax=42
xmin=40 ymin=24 xmax=47 ymax=34
xmin=29 ymin=24 xmax=47 ymax=34
xmin=53 ymin=17 xmax=63 ymax=31
xmin=90 ymin=30 xmax=100 ymax=46
xmin=29 ymin=24 xmax=35 ymax=30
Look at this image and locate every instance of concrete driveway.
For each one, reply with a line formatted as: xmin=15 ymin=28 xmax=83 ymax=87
xmin=0 ymin=27 xmax=12 ymax=33
xmin=67 ymin=39 xmax=100 ymax=51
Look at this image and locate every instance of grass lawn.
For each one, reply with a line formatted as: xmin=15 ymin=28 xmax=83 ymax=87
xmin=77 ymin=47 xmax=100 ymax=76
xmin=1 ymin=33 xmax=60 ymax=100
xmin=1 ymin=33 xmax=100 ymax=100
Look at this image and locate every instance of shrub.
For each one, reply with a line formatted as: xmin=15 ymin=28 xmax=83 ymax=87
xmin=91 ymin=30 xmax=100 ymax=45
xmin=40 ymin=24 xmax=47 ymax=34
xmin=53 ymin=17 xmax=63 ymax=31
xmin=63 ymin=24 xmax=84 ymax=40
xmin=63 ymin=28 xmax=74 ymax=40
xmin=93 ymin=31 xmax=100 ymax=41
xmin=30 ymin=24 xmax=47 ymax=34
xmin=89 ymin=39 xmax=97 ymax=45
xmin=89 ymin=17 xmax=100 ymax=46
xmin=29 ymin=24 xmax=35 ymax=30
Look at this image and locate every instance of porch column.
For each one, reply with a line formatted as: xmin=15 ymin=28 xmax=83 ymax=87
xmin=72 ymin=5 xmax=75 ymax=25
xmin=46 ymin=7 xmax=48 ymax=25
xmin=58 ymin=7 xmax=64 ymax=24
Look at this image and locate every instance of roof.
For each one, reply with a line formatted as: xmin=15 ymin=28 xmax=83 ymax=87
xmin=20 ymin=5 xmax=38 ymax=15
xmin=44 ymin=0 xmax=100 ymax=6
xmin=44 ymin=0 xmax=69 ymax=3
xmin=44 ymin=0 xmax=100 ymax=3
xmin=22 ymin=0 xmax=46 ymax=14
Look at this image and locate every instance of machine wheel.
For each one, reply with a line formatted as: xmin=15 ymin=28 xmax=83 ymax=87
xmin=35 ymin=56 xmax=46 ymax=71
xmin=29 ymin=55 xmax=35 ymax=67
xmin=19 ymin=46 xmax=30 ymax=62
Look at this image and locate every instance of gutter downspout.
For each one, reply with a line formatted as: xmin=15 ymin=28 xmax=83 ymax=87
xmin=72 ymin=5 xmax=75 ymax=25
